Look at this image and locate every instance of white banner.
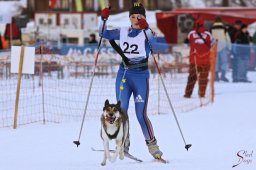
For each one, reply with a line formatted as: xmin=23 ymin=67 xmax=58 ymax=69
xmin=0 ymin=15 xmax=12 ymax=24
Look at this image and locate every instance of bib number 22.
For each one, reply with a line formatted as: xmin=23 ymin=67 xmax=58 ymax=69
xmin=123 ymin=42 xmax=139 ymax=54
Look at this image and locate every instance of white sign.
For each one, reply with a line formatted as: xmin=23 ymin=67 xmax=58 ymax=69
xmin=0 ymin=15 xmax=12 ymax=24
xmin=11 ymin=46 xmax=35 ymax=74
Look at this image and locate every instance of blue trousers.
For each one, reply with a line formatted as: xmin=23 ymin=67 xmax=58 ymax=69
xmin=216 ymin=48 xmax=229 ymax=72
xmin=237 ymin=56 xmax=249 ymax=81
xmin=115 ymin=66 xmax=155 ymax=141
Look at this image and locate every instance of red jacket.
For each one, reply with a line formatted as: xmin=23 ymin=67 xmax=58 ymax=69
xmin=4 ymin=22 xmax=21 ymax=40
xmin=188 ymin=28 xmax=212 ymax=65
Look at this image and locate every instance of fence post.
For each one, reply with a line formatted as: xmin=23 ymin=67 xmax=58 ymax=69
xmin=40 ymin=45 xmax=46 ymax=124
xmin=210 ymin=42 xmax=218 ymax=103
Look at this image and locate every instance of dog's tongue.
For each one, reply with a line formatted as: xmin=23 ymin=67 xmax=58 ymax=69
xmin=107 ymin=116 xmax=116 ymax=123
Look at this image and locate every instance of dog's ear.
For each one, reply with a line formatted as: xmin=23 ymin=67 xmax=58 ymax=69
xmin=105 ymin=99 xmax=109 ymax=107
xmin=117 ymin=100 xmax=121 ymax=107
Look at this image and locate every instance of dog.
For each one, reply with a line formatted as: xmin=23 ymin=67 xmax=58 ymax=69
xmin=100 ymin=99 xmax=129 ymax=166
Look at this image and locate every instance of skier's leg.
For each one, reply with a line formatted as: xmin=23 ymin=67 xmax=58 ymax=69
xmin=132 ymin=77 xmax=163 ymax=158
xmin=198 ymin=65 xmax=210 ymax=97
xmin=184 ymin=64 xmax=197 ymax=98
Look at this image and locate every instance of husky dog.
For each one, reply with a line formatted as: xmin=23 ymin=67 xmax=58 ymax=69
xmin=100 ymin=99 xmax=129 ymax=166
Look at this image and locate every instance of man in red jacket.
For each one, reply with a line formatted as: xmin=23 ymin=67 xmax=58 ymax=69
xmin=184 ymin=19 xmax=212 ymax=98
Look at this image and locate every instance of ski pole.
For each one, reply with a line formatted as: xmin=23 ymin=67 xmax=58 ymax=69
xmin=73 ymin=6 xmax=110 ymax=147
xmin=143 ymin=29 xmax=192 ymax=151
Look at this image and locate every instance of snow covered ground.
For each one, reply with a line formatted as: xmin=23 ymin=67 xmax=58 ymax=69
xmin=0 ymin=71 xmax=256 ymax=170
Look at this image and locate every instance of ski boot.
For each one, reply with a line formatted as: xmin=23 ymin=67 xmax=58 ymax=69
xmin=146 ymin=137 xmax=163 ymax=159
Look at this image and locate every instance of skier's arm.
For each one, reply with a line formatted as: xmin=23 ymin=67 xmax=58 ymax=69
xmin=137 ymin=18 xmax=157 ymax=46
xmin=99 ymin=20 xmax=120 ymax=40
xmin=99 ymin=8 xmax=120 ymax=40
xmin=144 ymin=28 xmax=157 ymax=45
xmin=143 ymin=28 xmax=158 ymax=55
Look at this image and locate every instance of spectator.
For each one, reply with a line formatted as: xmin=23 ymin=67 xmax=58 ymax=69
xmin=251 ymin=30 xmax=256 ymax=71
xmin=101 ymin=39 xmax=108 ymax=47
xmin=228 ymin=20 xmax=242 ymax=43
xmin=4 ymin=18 xmax=22 ymax=45
xmin=0 ymin=33 xmax=3 ymax=50
xmin=88 ymin=33 xmax=98 ymax=44
xmin=228 ymin=20 xmax=242 ymax=81
xmin=210 ymin=16 xmax=231 ymax=82
xmin=0 ymin=33 xmax=9 ymax=49
xmin=184 ymin=19 xmax=212 ymax=98
xmin=233 ymin=24 xmax=251 ymax=83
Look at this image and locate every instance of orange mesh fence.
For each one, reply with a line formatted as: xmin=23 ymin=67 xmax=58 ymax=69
xmin=0 ymin=43 xmax=217 ymax=128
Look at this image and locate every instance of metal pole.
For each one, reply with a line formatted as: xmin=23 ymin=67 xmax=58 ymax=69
xmin=143 ymin=29 xmax=192 ymax=151
xmin=73 ymin=16 xmax=109 ymax=147
xmin=157 ymin=52 xmax=160 ymax=115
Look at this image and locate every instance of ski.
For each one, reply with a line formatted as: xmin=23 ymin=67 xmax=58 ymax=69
xmin=155 ymin=157 xmax=169 ymax=164
xmin=91 ymin=147 xmax=143 ymax=162
xmin=124 ymin=152 xmax=143 ymax=162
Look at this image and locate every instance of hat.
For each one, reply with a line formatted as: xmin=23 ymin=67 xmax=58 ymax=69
xmin=195 ymin=18 xmax=204 ymax=28
xmin=129 ymin=2 xmax=146 ymax=17
xmin=241 ymin=24 xmax=247 ymax=29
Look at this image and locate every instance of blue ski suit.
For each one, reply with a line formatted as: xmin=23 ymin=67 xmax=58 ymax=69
xmin=100 ymin=21 xmax=156 ymax=141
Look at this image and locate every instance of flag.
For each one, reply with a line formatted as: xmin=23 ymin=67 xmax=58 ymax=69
xmin=99 ymin=0 xmax=106 ymax=10
xmin=49 ymin=0 xmax=57 ymax=9
xmin=119 ymin=0 xmax=124 ymax=9
xmin=75 ymin=0 xmax=83 ymax=12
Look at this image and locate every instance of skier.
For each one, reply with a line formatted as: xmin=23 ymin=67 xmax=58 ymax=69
xmin=99 ymin=2 xmax=163 ymax=160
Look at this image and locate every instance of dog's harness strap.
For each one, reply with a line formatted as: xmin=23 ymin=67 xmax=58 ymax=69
xmin=109 ymin=39 xmax=148 ymax=69
xmin=103 ymin=118 xmax=122 ymax=140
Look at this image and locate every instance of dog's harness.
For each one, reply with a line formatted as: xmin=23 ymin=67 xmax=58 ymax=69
xmin=103 ymin=117 xmax=122 ymax=140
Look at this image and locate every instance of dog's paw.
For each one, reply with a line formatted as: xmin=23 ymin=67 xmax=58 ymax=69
xmin=119 ymin=152 xmax=124 ymax=160
xmin=109 ymin=156 xmax=117 ymax=163
xmin=101 ymin=161 xmax=106 ymax=166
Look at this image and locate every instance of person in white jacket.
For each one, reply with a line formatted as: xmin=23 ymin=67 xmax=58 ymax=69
xmin=210 ymin=16 xmax=231 ymax=82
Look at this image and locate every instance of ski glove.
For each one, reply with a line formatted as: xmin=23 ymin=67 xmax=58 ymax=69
xmin=138 ymin=19 xmax=149 ymax=29
xmin=101 ymin=8 xmax=110 ymax=20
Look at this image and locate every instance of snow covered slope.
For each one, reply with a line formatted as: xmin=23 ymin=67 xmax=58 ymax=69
xmin=0 ymin=72 xmax=255 ymax=170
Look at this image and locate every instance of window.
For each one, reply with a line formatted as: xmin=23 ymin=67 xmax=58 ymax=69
xmin=55 ymin=0 xmax=69 ymax=10
xmin=39 ymin=18 xmax=44 ymax=25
